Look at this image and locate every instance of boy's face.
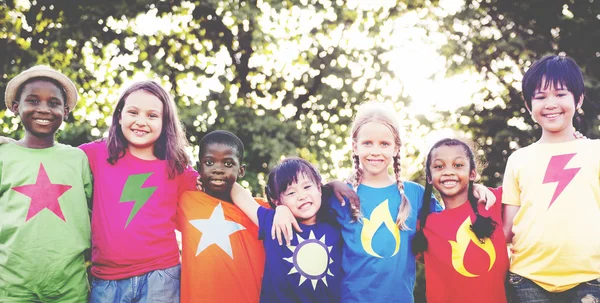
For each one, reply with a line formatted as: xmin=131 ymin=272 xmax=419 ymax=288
xmin=529 ymin=78 xmax=582 ymax=137
xmin=199 ymin=143 xmax=245 ymax=198
xmin=13 ymin=80 xmax=67 ymax=138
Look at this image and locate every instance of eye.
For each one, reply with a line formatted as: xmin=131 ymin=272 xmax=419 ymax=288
xmin=127 ymin=110 xmax=137 ymax=115
xmin=285 ymin=191 xmax=296 ymax=196
xmin=433 ymin=164 xmax=443 ymax=169
xmin=224 ymin=161 xmax=234 ymax=168
xmin=381 ymin=142 xmax=390 ymax=147
xmin=362 ymin=141 xmax=372 ymax=146
xmin=533 ymin=95 xmax=545 ymax=100
xmin=149 ymin=113 xmax=159 ymax=118
xmin=304 ymin=184 xmax=312 ymax=190
xmin=49 ymin=100 xmax=62 ymax=107
xmin=557 ymin=93 xmax=567 ymax=97
xmin=204 ymin=160 xmax=214 ymax=166
xmin=454 ymin=163 xmax=464 ymax=168
xmin=26 ymin=98 xmax=40 ymax=104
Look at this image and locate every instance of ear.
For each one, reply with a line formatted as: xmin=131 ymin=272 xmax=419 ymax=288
xmin=576 ymin=95 xmax=584 ymax=110
xmin=63 ymin=106 xmax=69 ymax=121
xmin=239 ymin=164 xmax=246 ymax=178
xmin=524 ymin=101 xmax=532 ymax=115
xmin=11 ymin=101 xmax=19 ymax=114
xmin=469 ymin=169 xmax=477 ymax=181
xmin=426 ymin=175 xmax=432 ymax=184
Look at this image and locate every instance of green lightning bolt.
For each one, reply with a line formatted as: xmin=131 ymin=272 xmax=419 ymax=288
xmin=120 ymin=173 xmax=157 ymax=228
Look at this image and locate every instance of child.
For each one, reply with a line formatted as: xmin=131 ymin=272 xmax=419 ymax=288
xmin=502 ymin=55 xmax=600 ymax=302
xmin=230 ymin=157 xmax=343 ymax=303
xmin=178 ymin=130 xmax=267 ymax=303
xmin=81 ymin=81 xmax=198 ymax=302
xmin=322 ymin=101 xmax=495 ymax=303
xmin=0 ymin=65 xmax=92 ymax=302
xmin=412 ymin=138 xmax=508 ymax=303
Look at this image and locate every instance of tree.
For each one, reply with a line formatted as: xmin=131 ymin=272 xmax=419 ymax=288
xmin=1 ymin=0 xmax=436 ymax=193
xmin=437 ymin=0 xmax=600 ymax=186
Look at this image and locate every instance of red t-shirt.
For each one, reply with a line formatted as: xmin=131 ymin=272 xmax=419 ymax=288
xmin=423 ymin=188 xmax=508 ymax=303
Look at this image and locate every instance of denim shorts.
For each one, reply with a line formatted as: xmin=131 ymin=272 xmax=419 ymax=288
xmin=89 ymin=264 xmax=180 ymax=303
xmin=506 ymin=272 xmax=600 ymax=303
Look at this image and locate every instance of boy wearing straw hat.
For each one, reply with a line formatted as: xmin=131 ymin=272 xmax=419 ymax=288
xmin=0 ymin=66 xmax=92 ymax=302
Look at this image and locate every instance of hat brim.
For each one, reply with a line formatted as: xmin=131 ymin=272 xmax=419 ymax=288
xmin=5 ymin=67 xmax=78 ymax=113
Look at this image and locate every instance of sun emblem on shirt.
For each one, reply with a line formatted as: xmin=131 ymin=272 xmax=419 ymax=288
xmin=283 ymin=230 xmax=335 ymax=290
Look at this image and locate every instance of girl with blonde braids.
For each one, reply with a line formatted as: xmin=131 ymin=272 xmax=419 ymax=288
xmin=329 ymin=101 xmax=495 ymax=303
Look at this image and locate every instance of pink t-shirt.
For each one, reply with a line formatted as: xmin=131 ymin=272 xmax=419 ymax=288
xmin=80 ymin=141 xmax=197 ymax=279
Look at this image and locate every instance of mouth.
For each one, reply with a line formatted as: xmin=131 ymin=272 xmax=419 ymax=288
xmin=440 ymin=180 xmax=459 ymax=188
xmin=131 ymin=129 xmax=149 ymax=136
xmin=366 ymin=159 xmax=384 ymax=166
xmin=33 ymin=118 xmax=52 ymax=125
xmin=298 ymin=201 xmax=313 ymax=210
xmin=542 ymin=112 xmax=564 ymax=119
xmin=209 ymin=179 xmax=226 ymax=186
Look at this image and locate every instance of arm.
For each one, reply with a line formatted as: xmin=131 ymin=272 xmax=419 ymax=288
xmin=230 ymin=182 xmax=260 ymax=226
xmin=472 ymin=184 xmax=496 ymax=210
xmin=0 ymin=137 xmax=16 ymax=144
xmin=323 ymin=180 xmax=359 ymax=210
xmin=503 ymin=205 xmax=519 ymax=243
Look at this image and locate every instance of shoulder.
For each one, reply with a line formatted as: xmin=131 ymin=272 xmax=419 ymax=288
xmin=402 ymin=181 xmax=425 ymax=200
xmin=78 ymin=140 xmax=106 ymax=154
xmin=55 ymin=143 xmax=89 ymax=160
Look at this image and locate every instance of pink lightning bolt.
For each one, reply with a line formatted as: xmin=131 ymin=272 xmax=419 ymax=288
xmin=543 ymin=153 xmax=580 ymax=209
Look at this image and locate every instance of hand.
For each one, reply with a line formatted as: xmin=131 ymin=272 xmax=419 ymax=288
xmin=472 ymin=184 xmax=496 ymax=210
xmin=272 ymin=205 xmax=302 ymax=246
xmin=196 ymin=175 xmax=203 ymax=191
xmin=327 ymin=180 xmax=360 ymax=211
xmin=0 ymin=136 xmax=16 ymax=144
xmin=573 ymin=130 xmax=587 ymax=139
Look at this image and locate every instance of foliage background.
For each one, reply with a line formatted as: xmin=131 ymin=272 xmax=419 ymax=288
xmin=2 ymin=0 xmax=598 ymax=301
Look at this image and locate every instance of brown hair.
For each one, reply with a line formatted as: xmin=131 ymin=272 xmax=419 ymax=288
xmin=106 ymin=80 xmax=190 ymax=179
xmin=347 ymin=101 xmax=411 ymax=230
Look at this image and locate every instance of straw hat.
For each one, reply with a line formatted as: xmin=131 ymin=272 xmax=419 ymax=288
xmin=4 ymin=65 xmax=78 ymax=113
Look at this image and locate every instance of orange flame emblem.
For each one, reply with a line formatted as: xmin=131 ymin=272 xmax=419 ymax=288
xmin=449 ymin=217 xmax=496 ymax=277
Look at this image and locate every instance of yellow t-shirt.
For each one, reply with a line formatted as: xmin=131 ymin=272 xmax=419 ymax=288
xmin=502 ymin=139 xmax=600 ymax=292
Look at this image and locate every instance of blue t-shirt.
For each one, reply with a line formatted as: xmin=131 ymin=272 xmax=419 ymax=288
xmin=330 ymin=181 xmax=441 ymax=303
xmin=257 ymin=206 xmax=343 ymax=303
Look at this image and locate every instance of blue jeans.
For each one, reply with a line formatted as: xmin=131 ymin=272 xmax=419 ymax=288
xmin=506 ymin=272 xmax=600 ymax=303
xmin=89 ymin=264 xmax=180 ymax=303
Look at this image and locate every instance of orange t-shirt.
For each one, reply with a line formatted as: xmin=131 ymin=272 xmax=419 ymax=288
xmin=178 ymin=191 xmax=268 ymax=303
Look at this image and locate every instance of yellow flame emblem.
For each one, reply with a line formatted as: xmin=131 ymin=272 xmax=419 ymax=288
xmin=449 ymin=217 xmax=496 ymax=277
xmin=360 ymin=199 xmax=400 ymax=258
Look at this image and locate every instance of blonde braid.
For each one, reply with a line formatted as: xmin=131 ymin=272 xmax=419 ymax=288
xmin=346 ymin=154 xmax=363 ymax=221
xmin=393 ymin=153 xmax=411 ymax=230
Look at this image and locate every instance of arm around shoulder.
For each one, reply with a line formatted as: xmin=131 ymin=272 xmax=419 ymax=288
xmin=231 ymin=182 xmax=259 ymax=226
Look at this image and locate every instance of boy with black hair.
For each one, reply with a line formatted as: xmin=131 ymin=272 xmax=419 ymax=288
xmin=0 ymin=65 xmax=92 ymax=302
xmin=503 ymin=55 xmax=600 ymax=302
xmin=178 ymin=130 xmax=267 ymax=303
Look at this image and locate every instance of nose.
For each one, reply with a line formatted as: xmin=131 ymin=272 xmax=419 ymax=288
xmin=35 ymin=102 xmax=51 ymax=113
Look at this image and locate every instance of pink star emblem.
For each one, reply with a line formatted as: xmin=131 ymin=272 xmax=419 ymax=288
xmin=12 ymin=163 xmax=72 ymax=222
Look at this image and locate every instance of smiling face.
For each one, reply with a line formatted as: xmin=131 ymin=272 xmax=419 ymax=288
xmin=528 ymin=78 xmax=582 ymax=141
xmin=278 ymin=173 xmax=322 ymax=225
xmin=199 ymin=143 xmax=245 ymax=201
xmin=353 ymin=121 xmax=399 ymax=182
xmin=119 ymin=90 xmax=164 ymax=157
xmin=14 ymin=80 xmax=67 ymax=142
xmin=429 ymin=145 xmax=476 ymax=201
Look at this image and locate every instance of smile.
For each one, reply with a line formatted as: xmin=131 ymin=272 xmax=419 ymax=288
xmin=209 ymin=179 xmax=226 ymax=186
xmin=132 ymin=129 xmax=149 ymax=136
xmin=34 ymin=118 xmax=52 ymax=125
xmin=542 ymin=112 xmax=563 ymax=119
xmin=298 ymin=202 xmax=313 ymax=210
xmin=440 ymin=180 xmax=458 ymax=188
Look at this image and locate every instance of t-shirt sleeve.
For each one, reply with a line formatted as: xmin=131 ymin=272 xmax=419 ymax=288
xmin=502 ymin=154 xmax=521 ymax=206
xmin=78 ymin=141 xmax=100 ymax=172
xmin=82 ymin=156 xmax=94 ymax=211
xmin=177 ymin=166 xmax=199 ymax=198
xmin=257 ymin=206 xmax=275 ymax=241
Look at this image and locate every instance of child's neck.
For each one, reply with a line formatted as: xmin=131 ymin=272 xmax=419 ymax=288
xmin=361 ymin=173 xmax=395 ymax=188
xmin=18 ymin=133 xmax=55 ymax=149
xmin=128 ymin=145 xmax=158 ymax=160
xmin=299 ymin=216 xmax=317 ymax=225
xmin=441 ymin=190 xmax=469 ymax=210
xmin=538 ymin=127 xmax=576 ymax=144
xmin=206 ymin=190 xmax=232 ymax=203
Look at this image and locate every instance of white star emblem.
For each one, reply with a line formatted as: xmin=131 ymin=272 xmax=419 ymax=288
xmin=189 ymin=202 xmax=246 ymax=258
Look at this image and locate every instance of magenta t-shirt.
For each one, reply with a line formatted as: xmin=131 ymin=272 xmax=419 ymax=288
xmin=80 ymin=141 xmax=197 ymax=279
